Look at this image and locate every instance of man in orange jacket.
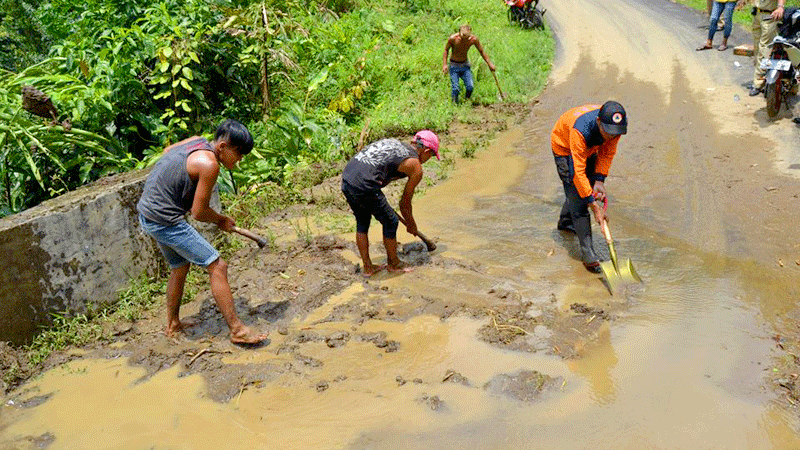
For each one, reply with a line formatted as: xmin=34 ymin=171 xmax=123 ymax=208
xmin=551 ymin=101 xmax=627 ymax=273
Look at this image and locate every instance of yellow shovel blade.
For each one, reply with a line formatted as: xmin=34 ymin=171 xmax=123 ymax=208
xmin=600 ymin=258 xmax=642 ymax=295
xmin=618 ymin=258 xmax=642 ymax=284
xmin=600 ymin=260 xmax=622 ymax=294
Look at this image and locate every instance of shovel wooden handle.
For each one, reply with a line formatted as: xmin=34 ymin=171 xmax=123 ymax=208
xmin=600 ymin=219 xmax=613 ymax=244
xmin=491 ymin=71 xmax=505 ymax=100
xmin=232 ymin=226 xmax=268 ymax=248
xmin=396 ymin=213 xmax=436 ymax=252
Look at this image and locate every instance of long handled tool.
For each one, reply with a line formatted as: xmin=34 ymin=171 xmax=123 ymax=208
xmin=233 ymin=226 xmax=268 ymax=249
xmin=598 ymin=199 xmax=641 ymax=295
xmin=491 ymin=71 xmax=506 ymax=101
xmin=395 ymin=211 xmax=436 ymax=252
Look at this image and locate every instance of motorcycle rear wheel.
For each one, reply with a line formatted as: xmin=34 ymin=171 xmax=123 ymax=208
xmin=529 ymin=8 xmax=544 ymax=29
xmin=765 ymin=78 xmax=782 ymax=119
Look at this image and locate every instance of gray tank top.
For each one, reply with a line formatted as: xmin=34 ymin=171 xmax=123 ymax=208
xmin=137 ymin=137 xmax=212 ymax=225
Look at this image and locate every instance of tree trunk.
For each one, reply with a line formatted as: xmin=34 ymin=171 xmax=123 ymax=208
xmin=261 ymin=3 xmax=272 ymax=121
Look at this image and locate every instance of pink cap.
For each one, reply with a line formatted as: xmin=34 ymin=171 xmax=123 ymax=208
xmin=414 ymin=130 xmax=440 ymax=160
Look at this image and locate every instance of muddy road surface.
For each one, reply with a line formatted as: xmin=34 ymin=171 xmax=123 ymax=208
xmin=4 ymin=0 xmax=800 ymax=448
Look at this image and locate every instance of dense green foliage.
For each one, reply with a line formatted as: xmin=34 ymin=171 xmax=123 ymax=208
xmin=0 ymin=0 xmax=553 ymax=216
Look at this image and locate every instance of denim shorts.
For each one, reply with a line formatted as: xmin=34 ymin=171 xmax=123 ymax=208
xmin=139 ymin=214 xmax=219 ymax=269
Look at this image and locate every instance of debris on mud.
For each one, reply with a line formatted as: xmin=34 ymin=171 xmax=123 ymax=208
xmin=770 ymin=329 xmax=800 ymax=409
xmin=355 ymin=331 xmax=400 ymax=352
xmin=399 ymin=241 xmax=431 ymax=266
xmin=483 ymin=370 xmax=561 ymax=402
xmin=418 ymin=393 xmax=446 ymax=411
xmin=442 ymin=369 xmax=470 ymax=386
xmin=325 ymin=331 xmax=350 ymax=348
xmin=569 ymin=303 xmax=610 ymax=321
xmin=474 ymin=296 xmax=616 ymax=360
xmin=0 ymin=342 xmax=29 ymax=393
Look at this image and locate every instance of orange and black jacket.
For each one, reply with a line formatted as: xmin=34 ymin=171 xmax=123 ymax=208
xmin=551 ymin=104 xmax=620 ymax=203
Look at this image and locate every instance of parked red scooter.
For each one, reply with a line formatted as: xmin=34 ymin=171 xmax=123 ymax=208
xmin=504 ymin=0 xmax=546 ymax=30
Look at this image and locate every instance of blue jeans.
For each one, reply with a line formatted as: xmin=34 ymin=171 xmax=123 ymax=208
xmin=708 ymin=1 xmax=736 ymax=40
xmin=139 ymin=214 xmax=219 ymax=269
xmin=449 ymin=62 xmax=474 ymax=103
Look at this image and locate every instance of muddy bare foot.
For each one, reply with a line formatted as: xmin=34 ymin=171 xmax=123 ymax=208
xmin=362 ymin=264 xmax=387 ymax=278
xmin=387 ymin=261 xmax=414 ymax=274
xmin=230 ymin=326 xmax=269 ymax=347
xmin=165 ymin=318 xmax=199 ymax=337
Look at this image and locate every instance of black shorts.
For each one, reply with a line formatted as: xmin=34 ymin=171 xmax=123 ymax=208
xmin=341 ymin=182 xmax=399 ymax=238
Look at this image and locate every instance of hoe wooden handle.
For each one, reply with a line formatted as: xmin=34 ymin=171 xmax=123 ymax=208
xmin=232 ymin=226 xmax=268 ymax=248
xmin=396 ymin=214 xmax=437 ymax=252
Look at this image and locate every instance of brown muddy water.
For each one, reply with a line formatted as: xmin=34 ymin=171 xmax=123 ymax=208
xmin=4 ymin=0 xmax=800 ymax=448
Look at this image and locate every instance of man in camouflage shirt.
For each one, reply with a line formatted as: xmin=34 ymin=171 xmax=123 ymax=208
xmin=341 ymin=130 xmax=440 ymax=277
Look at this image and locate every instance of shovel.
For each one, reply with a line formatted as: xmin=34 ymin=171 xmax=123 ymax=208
xmin=598 ymin=199 xmax=641 ymax=294
xmin=395 ymin=210 xmax=436 ymax=252
xmin=491 ymin=71 xmax=506 ymax=101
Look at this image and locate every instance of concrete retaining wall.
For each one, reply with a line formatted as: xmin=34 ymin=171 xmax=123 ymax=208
xmin=0 ymin=169 xmax=219 ymax=345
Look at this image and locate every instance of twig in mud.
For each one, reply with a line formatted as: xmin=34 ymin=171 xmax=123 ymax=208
xmin=586 ymin=315 xmax=596 ymax=325
xmin=187 ymin=348 xmax=232 ymax=366
xmin=487 ymin=309 xmax=531 ymax=336
xmin=237 ymin=383 xmax=246 ymax=406
xmin=188 ymin=348 xmax=209 ymax=366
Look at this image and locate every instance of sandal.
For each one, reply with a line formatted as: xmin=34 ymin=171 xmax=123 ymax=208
xmin=717 ymin=44 xmax=728 ymax=51
xmin=696 ymin=45 xmax=713 ymax=51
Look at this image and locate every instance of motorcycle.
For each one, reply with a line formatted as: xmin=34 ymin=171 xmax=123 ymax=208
xmin=761 ymin=8 xmax=800 ymax=118
xmin=504 ymin=0 xmax=546 ymax=30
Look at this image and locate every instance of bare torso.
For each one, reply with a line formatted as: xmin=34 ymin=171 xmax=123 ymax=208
xmin=447 ymin=33 xmax=477 ymax=62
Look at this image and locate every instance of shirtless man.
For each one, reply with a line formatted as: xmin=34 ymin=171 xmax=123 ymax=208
xmin=442 ymin=24 xmax=496 ymax=104
xmin=137 ymin=119 xmax=268 ymax=345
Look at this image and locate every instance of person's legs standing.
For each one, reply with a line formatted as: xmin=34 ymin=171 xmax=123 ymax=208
xmin=449 ymin=65 xmax=462 ymax=103
xmin=753 ymin=12 xmax=767 ymax=92
xmin=140 ymin=215 xmax=266 ymax=343
xmin=553 ymin=154 xmax=599 ymax=271
xmin=371 ymin=192 xmax=409 ymax=272
xmin=707 ymin=1 xmax=723 ymax=42
xmin=463 ymin=66 xmax=474 ymax=100
xmin=165 ymin=263 xmax=190 ymax=334
xmin=563 ymin=181 xmax=600 ymax=271
xmin=754 ymin=15 xmax=780 ymax=92
xmin=343 ymin=186 xmax=383 ymax=275
xmin=719 ymin=1 xmax=736 ymax=48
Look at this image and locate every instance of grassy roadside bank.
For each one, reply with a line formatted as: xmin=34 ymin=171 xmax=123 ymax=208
xmin=1 ymin=2 xmax=554 ymax=393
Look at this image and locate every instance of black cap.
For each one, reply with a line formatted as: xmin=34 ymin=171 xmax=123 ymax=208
xmin=598 ymin=101 xmax=627 ymax=135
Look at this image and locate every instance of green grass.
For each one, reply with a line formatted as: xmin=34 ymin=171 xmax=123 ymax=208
xmin=23 ymin=274 xmax=168 ymax=366
xmin=363 ymin=0 xmax=553 ymax=137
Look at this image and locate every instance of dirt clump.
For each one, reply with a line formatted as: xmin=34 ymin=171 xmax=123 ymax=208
xmin=484 ymin=370 xmax=561 ymax=402
xmin=442 ymin=369 xmax=470 ymax=386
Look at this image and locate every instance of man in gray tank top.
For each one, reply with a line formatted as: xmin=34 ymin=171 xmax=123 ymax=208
xmin=137 ymin=119 xmax=268 ymax=346
xmin=341 ymin=130 xmax=440 ymax=277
